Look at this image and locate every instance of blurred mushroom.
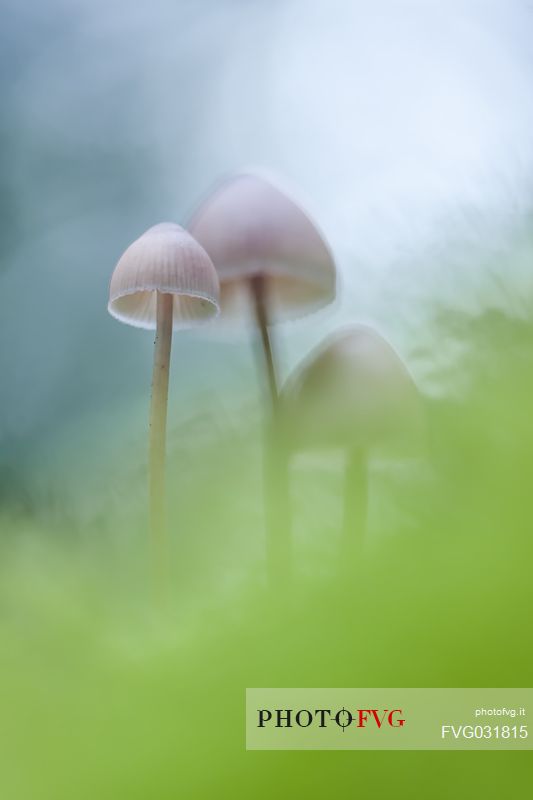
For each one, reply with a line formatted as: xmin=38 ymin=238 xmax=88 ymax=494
xmin=189 ymin=172 xmax=336 ymax=588
xmin=108 ymin=222 xmax=219 ymax=587
xmin=281 ymin=325 xmax=423 ymax=565
xmin=189 ymin=171 xmax=336 ymax=403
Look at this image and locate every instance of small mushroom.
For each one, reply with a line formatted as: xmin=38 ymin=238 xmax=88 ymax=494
xmin=189 ymin=172 xmax=336 ymax=588
xmin=108 ymin=222 xmax=219 ymax=585
xmin=281 ymin=325 xmax=423 ymax=565
xmin=189 ymin=171 xmax=336 ymax=405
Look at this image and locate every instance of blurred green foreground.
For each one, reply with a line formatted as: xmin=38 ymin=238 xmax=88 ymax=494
xmin=0 ymin=307 xmax=532 ymax=798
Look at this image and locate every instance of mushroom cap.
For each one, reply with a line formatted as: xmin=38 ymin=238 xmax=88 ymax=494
xmin=281 ymin=325 xmax=423 ymax=454
xmin=108 ymin=223 xmax=220 ymax=330
xmin=188 ymin=172 xmax=336 ymax=323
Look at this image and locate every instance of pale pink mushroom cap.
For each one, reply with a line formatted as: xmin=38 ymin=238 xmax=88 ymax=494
xmin=282 ymin=325 xmax=423 ymax=453
xmin=108 ymin=223 xmax=220 ymax=330
xmin=189 ymin=173 xmax=336 ymax=323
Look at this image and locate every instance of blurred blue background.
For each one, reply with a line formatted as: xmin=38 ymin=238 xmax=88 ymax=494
xmin=2 ymin=0 xmax=533 ymax=506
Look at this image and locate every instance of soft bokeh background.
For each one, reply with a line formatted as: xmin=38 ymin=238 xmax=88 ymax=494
xmin=1 ymin=0 xmax=533 ymax=796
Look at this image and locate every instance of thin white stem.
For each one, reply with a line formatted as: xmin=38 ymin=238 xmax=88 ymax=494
xmin=250 ymin=273 xmax=278 ymax=410
xmin=149 ymin=291 xmax=173 ymax=593
xmin=249 ymin=274 xmax=291 ymax=592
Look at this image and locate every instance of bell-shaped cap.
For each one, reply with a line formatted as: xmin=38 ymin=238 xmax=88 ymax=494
xmin=108 ymin=223 xmax=220 ymax=330
xmin=281 ymin=325 xmax=423 ymax=454
xmin=189 ymin=172 xmax=336 ymax=323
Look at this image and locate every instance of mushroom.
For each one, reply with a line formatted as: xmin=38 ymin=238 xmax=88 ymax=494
xmin=189 ymin=172 xmax=336 ymax=405
xmin=189 ymin=172 xmax=336 ymax=588
xmin=108 ymin=222 xmax=220 ymax=585
xmin=281 ymin=325 xmax=423 ymax=565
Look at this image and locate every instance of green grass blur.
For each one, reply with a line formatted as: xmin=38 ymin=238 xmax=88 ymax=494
xmin=0 ymin=307 xmax=532 ymax=798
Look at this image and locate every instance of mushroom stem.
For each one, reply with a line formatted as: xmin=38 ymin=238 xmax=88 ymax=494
xmin=250 ymin=273 xmax=278 ymax=409
xmin=341 ymin=447 xmax=368 ymax=565
xmin=264 ymin=419 xmax=292 ymax=592
xmin=149 ymin=291 xmax=173 ymax=590
xmin=249 ymin=274 xmax=291 ymax=590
